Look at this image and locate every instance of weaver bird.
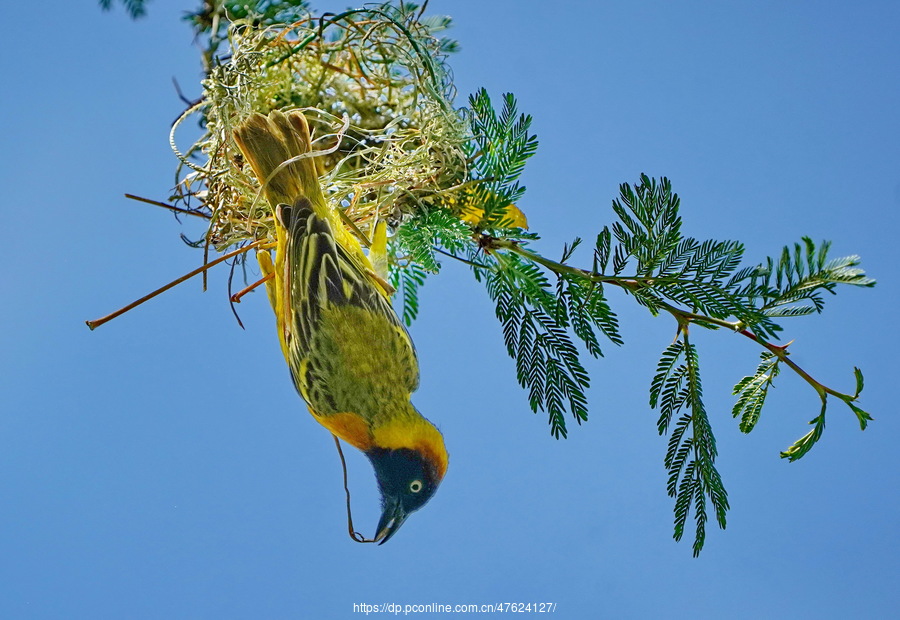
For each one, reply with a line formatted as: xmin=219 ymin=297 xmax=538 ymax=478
xmin=234 ymin=110 xmax=447 ymax=544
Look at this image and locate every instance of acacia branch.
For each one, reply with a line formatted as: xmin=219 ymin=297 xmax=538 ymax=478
xmin=486 ymin=237 xmax=859 ymax=407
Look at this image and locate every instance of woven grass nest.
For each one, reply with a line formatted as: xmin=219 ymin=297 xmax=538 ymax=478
xmin=169 ymin=5 xmax=477 ymax=267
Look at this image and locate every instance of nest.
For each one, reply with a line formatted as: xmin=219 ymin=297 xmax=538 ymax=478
xmin=169 ymin=4 xmax=471 ymax=261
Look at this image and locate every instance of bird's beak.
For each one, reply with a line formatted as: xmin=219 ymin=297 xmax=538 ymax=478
xmin=374 ymin=496 xmax=408 ymax=545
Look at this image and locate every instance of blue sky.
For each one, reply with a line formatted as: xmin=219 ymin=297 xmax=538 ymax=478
xmin=2 ymin=1 xmax=899 ymax=618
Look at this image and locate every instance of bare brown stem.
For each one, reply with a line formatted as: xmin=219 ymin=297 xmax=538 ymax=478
xmin=124 ymin=193 xmax=210 ymax=219
xmin=230 ymin=272 xmax=275 ymax=303
xmin=85 ymin=240 xmax=266 ymax=330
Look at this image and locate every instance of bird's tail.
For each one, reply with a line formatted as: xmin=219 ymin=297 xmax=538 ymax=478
xmin=233 ymin=110 xmax=326 ymax=215
xmin=234 ymin=110 xmax=378 ymax=270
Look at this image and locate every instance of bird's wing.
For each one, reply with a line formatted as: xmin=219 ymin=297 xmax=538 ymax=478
xmin=234 ymin=109 xmax=397 ymax=370
xmin=279 ymin=198 xmax=419 ymax=401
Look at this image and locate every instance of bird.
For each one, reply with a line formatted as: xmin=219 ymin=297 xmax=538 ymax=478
xmin=233 ymin=110 xmax=448 ymax=544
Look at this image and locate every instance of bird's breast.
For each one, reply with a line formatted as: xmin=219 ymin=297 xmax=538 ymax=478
xmin=298 ymin=303 xmax=418 ymax=426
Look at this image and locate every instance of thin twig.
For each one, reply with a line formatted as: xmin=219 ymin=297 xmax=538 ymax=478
xmin=230 ymin=272 xmax=275 ymax=303
xmin=85 ymin=240 xmax=267 ymax=330
xmin=333 ymin=435 xmax=375 ymax=543
xmin=124 ymin=194 xmax=210 ymax=219
xmin=227 ymin=259 xmax=245 ymax=330
xmin=433 ymin=246 xmax=490 ymax=269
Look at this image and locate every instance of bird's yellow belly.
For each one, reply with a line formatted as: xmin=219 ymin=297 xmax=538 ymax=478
xmin=298 ymin=303 xmax=417 ymax=432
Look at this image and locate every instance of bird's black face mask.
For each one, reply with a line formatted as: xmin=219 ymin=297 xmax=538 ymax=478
xmin=367 ymin=447 xmax=441 ymax=544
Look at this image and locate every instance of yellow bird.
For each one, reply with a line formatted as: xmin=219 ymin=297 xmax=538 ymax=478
xmin=234 ymin=111 xmax=448 ymax=543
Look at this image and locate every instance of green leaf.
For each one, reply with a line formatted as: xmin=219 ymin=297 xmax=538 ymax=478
xmin=853 ymin=367 xmax=865 ymax=398
xmin=483 ymin=255 xmax=592 ymax=438
xmin=561 ymin=237 xmax=582 ymax=263
xmin=747 ymin=238 xmax=875 ymax=322
xmin=650 ymin=341 xmax=685 ymax=410
xmin=466 ymin=89 xmax=539 ymax=224
xmin=781 ymin=401 xmax=827 ymax=461
xmin=389 ymin=261 xmax=428 ymax=326
xmin=649 ymin=337 xmax=728 ymax=555
xmin=99 ymin=0 xmax=149 ymax=19
xmin=847 ymin=402 xmax=873 ymax=431
xmin=595 ymin=227 xmax=612 ymax=273
xmin=732 ymin=352 xmax=780 ymax=433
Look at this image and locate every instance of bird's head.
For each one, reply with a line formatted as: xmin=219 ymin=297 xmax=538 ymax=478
xmin=366 ymin=417 xmax=447 ymax=544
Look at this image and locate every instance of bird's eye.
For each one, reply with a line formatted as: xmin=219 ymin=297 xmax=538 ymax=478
xmin=409 ymin=479 xmax=423 ymax=493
